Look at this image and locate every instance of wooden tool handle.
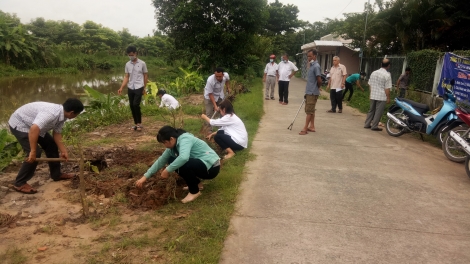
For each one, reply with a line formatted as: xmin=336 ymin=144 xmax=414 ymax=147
xmin=29 ymin=158 xmax=80 ymax=162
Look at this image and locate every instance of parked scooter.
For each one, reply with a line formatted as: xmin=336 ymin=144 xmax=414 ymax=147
xmin=441 ymin=108 xmax=470 ymax=163
xmin=385 ymin=81 xmax=458 ymax=144
xmin=321 ymin=70 xmax=329 ymax=86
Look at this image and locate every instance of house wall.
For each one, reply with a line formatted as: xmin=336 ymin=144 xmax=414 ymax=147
xmin=301 ymin=46 xmax=360 ymax=78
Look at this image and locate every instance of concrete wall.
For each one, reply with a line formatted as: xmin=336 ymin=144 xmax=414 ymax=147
xmin=336 ymin=47 xmax=360 ymax=74
xmin=301 ymin=46 xmax=360 ymax=78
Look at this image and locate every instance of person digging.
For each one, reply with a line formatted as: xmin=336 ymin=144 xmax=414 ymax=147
xmin=201 ymin=100 xmax=248 ymax=160
xmin=135 ymin=126 xmax=221 ymax=203
xmin=8 ymin=98 xmax=84 ymax=194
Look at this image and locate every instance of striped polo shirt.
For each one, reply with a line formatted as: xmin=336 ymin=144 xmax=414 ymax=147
xmin=9 ymin=102 xmax=66 ymax=137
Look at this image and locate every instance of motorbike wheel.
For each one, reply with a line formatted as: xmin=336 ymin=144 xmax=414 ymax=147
xmin=385 ymin=110 xmax=406 ymax=137
xmin=465 ymin=155 xmax=470 ymax=179
xmin=442 ymin=127 xmax=469 ymax=163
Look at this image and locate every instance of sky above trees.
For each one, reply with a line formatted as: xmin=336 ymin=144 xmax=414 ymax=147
xmin=0 ymin=0 xmax=365 ymax=37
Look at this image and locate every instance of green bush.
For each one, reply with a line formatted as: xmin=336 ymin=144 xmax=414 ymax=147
xmin=407 ymin=49 xmax=441 ymax=93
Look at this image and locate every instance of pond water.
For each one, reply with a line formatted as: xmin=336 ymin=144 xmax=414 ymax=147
xmin=0 ymin=71 xmax=124 ymax=126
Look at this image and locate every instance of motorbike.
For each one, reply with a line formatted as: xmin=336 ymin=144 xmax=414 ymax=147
xmin=441 ymin=108 xmax=470 ymax=163
xmin=321 ymin=70 xmax=329 ymax=86
xmin=385 ymin=83 xmax=458 ymax=145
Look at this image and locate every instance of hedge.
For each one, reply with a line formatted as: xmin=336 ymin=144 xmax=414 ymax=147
xmin=407 ymin=49 xmax=470 ymax=93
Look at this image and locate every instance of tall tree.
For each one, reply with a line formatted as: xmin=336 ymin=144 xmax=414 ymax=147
xmin=264 ymin=0 xmax=304 ymax=35
xmin=152 ymin=0 xmax=268 ymax=70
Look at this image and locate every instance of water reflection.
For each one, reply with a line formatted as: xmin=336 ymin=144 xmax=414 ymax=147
xmin=0 ymin=71 xmax=124 ymax=126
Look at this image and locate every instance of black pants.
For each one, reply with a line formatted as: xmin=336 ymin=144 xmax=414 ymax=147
xmin=342 ymin=81 xmax=354 ymax=101
xmin=330 ymin=89 xmax=343 ymax=111
xmin=169 ymin=157 xmax=220 ymax=194
xmin=399 ymin=88 xmax=406 ymax=98
xmin=128 ymin=87 xmax=143 ymax=124
xmin=10 ymin=126 xmax=62 ymax=187
xmin=278 ymin=81 xmax=290 ymax=104
xmin=214 ymin=130 xmax=244 ymax=151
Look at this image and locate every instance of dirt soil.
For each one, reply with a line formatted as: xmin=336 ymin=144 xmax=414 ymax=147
xmin=0 ymin=116 xmax=193 ymax=263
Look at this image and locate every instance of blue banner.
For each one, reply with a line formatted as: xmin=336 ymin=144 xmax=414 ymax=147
xmin=439 ymin=52 xmax=470 ymax=102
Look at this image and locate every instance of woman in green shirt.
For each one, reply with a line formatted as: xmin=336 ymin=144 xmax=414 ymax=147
xmin=135 ymin=126 xmax=221 ymax=203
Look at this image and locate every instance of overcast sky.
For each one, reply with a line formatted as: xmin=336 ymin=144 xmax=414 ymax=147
xmin=0 ymin=0 xmax=366 ymax=38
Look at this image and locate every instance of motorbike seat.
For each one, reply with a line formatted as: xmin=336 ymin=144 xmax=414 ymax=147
xmin=400 ymin=98 xmax=430 ymax=114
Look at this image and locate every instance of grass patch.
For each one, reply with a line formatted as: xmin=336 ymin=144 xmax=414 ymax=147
xmin=346 ymin=84 xmax=400 ymax=122
xmin=0 ymin=247 xmax=28 ymax=264
xmin=83 ymin=137 xmax=122 ymax=146
xmin=79 ymin=79 xmax=263 ymax=263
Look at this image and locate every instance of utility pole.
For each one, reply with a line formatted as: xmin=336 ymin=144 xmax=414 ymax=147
xmin=359 ymin=0 xmax=370 ymax=71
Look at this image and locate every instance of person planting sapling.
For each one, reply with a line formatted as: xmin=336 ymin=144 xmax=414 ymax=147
xmin=135 ymin=126 xmax=221 ymax=203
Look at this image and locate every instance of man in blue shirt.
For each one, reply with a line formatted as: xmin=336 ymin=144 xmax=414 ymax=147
xmin=299 ymin=49 xmax=322 ymax=135
xmin=342 ymin=72 xmax=366 ymax=101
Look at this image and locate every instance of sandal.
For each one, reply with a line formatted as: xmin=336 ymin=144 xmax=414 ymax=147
xmin=299 ymin=130 xmax=308 ymax=135
xmin=130 ymin=126 xmax=137 ymax=131
xmin=136 ymin=125 xmax=143 ymax=131
xmin=13 ymin=184 xmax=37 ymax=194
xmin=54 ymin=173 xmax=76 ymax=181
xmin=307 ymin=128 xmax=316 ymax=132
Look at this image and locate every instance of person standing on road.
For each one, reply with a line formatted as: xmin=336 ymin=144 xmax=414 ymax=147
xmin=135 ymin=126 xmax=221 ymax=204
xmin=364 ymin=59 xmax=392 ymax=131
xmin=342 ymin=72 xmax=366 ymax=102
xmin=8 ymin=98 xmax=84 ymax=194
xmin=327 ymin=56 xmax=347 ymax=113
xmin=203 ymin=67 xmax=231 ymax=130
xmin=202 ymin=100 xmax=248 ymax=159
xmin=263 ymin=54 xmax=278 ymax=100
xmin=397 ymin=67 xmax=411 ymax=98
xmin=118 ymin=45 xmax=148 ymax=132
xmin=299 ymin=49 xmax=322 ymax=135
xmin=277 ymin=53 xmax=298 ymax=105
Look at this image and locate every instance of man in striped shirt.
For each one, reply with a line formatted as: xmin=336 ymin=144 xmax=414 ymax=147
xmin=8 ymin=98 xmax=84 ymax=194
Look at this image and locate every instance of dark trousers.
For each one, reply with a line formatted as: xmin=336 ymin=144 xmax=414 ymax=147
xmin=128 ymin=87 xmax=143 ymax=124
xmin=399 ymin=88 xmax=406 ymax=98
xmin=330 ymin=89 xmax=343 ymax=111
xmin=10 ymin=126 xmax=61 ymax=187
xmin=213 ymin=130 xmax=244 ymax=151
xmin=278 ymin=81 xmax=290 ymax=104
xmin=342 ymin=82 xmax=354 ymax=101
xmin=169 ymin=157 xmax=220 ymax=194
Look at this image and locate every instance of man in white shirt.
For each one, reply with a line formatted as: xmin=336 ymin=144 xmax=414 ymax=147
xmin=327 ymin=56 xmax=347 ymax=113
xmin=263 ymin=54 xmax=278 ymax=100
xmin=157 ymin=89 xmax=180 ymax=110
xmin=277 ymin=53 xmax=298 ymax=105
xmin=203 ymin=67 xmax=231 ymax=127
xmin=364 ymin=59 xmax=392 ymax=131
xmin=118 ymin=45 xmax=148 ymax=132
xmin=8 ymin=98 xmax=84 ymax=194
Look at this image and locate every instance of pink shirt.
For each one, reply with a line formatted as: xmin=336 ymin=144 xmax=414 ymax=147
xmin=329 ymin=64 xmax=347 ymax=90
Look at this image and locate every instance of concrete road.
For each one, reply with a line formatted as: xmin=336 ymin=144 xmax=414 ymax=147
xmin=220 ymin=77 xmax=470 ymax=264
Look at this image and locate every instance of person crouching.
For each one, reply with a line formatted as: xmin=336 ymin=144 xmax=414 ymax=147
xmin=201 ymin=100 xmax=248 ymax=159
xmin=135 ymin=126 xmax=220 ymax=203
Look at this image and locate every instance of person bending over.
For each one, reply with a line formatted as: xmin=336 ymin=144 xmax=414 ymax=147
xmin=201 ymin=100 xmax=248 ymax=159
xmin=157 ymin=89 xmax=180 ymax=110
xmin=135 ymin=126 xmax=220 ymax=203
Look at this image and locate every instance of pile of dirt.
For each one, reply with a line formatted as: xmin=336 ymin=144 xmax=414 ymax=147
xmin=69 ymin=147 xmax=186 ymax=210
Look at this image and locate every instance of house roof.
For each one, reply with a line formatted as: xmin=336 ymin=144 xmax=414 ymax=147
xmin=301 ymin=40 xmax=344 ymax=50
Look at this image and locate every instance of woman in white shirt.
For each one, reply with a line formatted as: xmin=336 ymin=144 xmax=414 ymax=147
xmin=157 ymin=89 xmax=180 ymax=110
xmin=201 ymin=100 xmax=248 ymax=159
